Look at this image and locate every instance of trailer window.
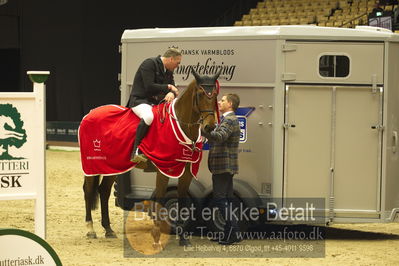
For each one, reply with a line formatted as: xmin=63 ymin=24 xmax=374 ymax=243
xmin=319 ymin=55 xmax=349 ymax=78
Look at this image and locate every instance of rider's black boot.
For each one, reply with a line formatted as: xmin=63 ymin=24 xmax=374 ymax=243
xmin=131 ymin=119 xmax=149 ymax=163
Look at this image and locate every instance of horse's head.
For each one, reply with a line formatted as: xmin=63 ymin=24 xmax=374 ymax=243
xmin=191 ymin=69 xmax=221 ymax=133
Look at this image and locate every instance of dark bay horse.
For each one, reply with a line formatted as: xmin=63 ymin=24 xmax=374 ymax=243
xmin=81 ymin=70 xmax=220 ymax=246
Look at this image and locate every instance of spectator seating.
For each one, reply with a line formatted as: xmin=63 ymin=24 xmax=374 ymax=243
xmin=233 ymin=0 xmax=397 ymax=29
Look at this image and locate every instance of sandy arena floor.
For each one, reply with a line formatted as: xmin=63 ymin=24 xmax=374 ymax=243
xmin=1 ymin=150 xmax=399 ymax=265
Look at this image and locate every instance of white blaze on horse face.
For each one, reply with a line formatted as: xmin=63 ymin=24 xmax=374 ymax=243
xmin=195 ymin=87 xmax=216 ymax=131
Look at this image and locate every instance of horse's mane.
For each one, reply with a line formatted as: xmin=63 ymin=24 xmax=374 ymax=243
xmin=176 ymin=80 xmax=196 ymax=102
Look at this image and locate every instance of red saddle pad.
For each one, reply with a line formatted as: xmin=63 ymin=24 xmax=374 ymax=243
xmin=78 ymin=102 xmax=203 ymax=178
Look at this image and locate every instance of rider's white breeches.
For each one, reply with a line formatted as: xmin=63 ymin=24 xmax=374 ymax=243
xmin=132 ymin=104 xmax=154 ymax=126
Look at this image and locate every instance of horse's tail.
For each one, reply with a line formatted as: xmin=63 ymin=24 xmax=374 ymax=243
xmin=84 ymin=175 xmax=100 ymax=210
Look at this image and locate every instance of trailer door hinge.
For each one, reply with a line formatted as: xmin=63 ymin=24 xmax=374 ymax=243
xmin=282 ymin=73 xmax=296 ymax=81
xmin=371 ymin=124 xmax=385 ymax=131
xmin=371 ymin=74 xmax=377 ymax=93
xmin=283 ymin=123 xmax=296 ymax=129
xmin=282 ymin=43 xmax=298 ymax=52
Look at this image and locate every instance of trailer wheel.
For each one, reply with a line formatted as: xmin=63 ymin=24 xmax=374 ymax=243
xmin=205 ymin=195 xmax=249 ymax=234
xmin=159 ymin=189 xmax=196 ymax=235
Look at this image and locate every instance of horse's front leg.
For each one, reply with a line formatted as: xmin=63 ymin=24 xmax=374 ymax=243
xmin=176 ymin=166 xmax=193 ymax=247
xmin=83 ymin=175 xmax=100 ymax=239
xmin=98 ymin=175 xmax=117 ymax=238
xmin=151 ymin=171 xmax=169 ymax=250
xmin=150 ymin=202 xmax=165 ymax=251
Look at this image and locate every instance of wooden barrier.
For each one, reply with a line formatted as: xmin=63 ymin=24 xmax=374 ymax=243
xmin=0 ymin=71 xmax=49 ymax=239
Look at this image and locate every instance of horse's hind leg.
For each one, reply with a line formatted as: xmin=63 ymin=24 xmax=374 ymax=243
xmin=83 ymin=175 xmax=100 ymax=239
xmin=99 ymin=175 xmax=117 ymax=238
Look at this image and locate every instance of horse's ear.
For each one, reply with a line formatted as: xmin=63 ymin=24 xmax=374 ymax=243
xmin=191 ymin=69 xmax=201 ymax=83
xmin=212 ymin=68 xmax=222 ymax=81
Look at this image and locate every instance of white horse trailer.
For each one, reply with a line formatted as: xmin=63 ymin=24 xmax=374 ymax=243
xmin=116 ymin=25 xmax=399 ymax=228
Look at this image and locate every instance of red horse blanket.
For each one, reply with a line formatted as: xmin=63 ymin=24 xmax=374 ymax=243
xmin=78 ymin=102 xmax=203 ymax=178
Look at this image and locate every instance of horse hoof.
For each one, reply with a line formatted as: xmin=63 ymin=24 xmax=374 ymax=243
xmin=179 ymin=238 xmax=192 ymax=247
xmin=152 ymin=242 xmax=163 ymax=251
xmin=86 ymin=232 xmax=97 ymax=239
xmin=105 ymin=230 xmax=117 ymax=238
